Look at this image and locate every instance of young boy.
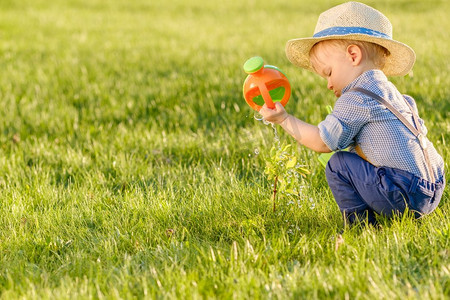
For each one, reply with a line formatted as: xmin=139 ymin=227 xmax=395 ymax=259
xmin=259 ymin=2 xmax=445 ymax=226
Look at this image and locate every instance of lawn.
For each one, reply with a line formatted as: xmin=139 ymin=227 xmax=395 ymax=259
xmin=0 ymin=0 xmax=448 ymax=298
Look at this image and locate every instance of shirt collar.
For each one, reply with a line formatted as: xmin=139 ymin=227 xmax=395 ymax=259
xmin=342 ymin=69 xmax=388 ymax=94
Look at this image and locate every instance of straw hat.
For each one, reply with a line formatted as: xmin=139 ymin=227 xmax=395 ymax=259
xmin=285 ymin=2 xmax=416 ymax=76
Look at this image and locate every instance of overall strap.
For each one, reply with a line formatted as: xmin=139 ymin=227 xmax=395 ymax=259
xmin=348 ymin=87 xmax=435 ymax=183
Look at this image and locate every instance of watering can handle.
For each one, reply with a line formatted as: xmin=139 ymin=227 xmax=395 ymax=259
xmin=257 ymin=82 xmax=275 ymax=109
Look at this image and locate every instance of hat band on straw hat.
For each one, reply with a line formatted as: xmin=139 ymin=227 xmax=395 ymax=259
xmin=313 ymin=27 xmax=391 ymax=39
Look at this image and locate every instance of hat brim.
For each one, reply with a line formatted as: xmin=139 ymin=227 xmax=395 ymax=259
xmin=285 ymin=34 xmax=416 ymax=77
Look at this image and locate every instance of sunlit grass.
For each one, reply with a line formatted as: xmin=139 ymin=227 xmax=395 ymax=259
xmin=0 ymin=0 xmax=448 ymax=298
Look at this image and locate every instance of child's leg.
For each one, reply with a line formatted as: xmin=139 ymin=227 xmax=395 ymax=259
xmin=325 ymin=151 xmax=413 ymax=226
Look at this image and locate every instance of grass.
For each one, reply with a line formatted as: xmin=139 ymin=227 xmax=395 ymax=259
xmin=0 ymin=0 xmax=448 ymax=298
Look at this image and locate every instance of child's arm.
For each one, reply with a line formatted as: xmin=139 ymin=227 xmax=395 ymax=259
xmin=259 ymin=103 xmax=331 ymax=153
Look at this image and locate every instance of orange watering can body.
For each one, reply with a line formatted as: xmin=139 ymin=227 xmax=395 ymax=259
xmin=243 ymin=56 xmax=291 ymax=111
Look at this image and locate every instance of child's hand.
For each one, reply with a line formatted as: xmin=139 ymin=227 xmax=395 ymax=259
xmin=259 ymin=102 xmax=289 ymax=124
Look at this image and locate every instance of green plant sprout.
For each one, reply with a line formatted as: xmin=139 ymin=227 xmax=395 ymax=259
xmin=264 ymin=143 xmax=310 ymax=212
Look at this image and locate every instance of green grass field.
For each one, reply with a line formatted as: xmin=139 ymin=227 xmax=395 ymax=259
xmin=0 ymin=0 xmax=448 ymax=298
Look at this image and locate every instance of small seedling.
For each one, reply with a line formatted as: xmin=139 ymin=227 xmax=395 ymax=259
xmin=264 ymin=143 xmax=310 ymax=212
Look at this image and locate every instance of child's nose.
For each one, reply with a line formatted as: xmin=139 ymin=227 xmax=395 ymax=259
xmin=327 ymin=80 xmax=333 ymax=90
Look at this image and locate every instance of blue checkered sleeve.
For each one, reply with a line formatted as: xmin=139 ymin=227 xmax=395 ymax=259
xmin=318 ymin=93 xmax=371 ymax=151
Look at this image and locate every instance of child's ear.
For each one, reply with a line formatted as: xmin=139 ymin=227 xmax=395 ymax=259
xmin=346 ymin=45 xmax=363 ymax=66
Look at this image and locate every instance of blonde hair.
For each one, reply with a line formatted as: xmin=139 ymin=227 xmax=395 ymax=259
xmin=310 ymin=40 xmax=390 ymax=70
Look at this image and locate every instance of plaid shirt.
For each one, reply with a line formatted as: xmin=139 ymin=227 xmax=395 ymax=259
xmin=318 ymin=70 xmax=444 ymax=182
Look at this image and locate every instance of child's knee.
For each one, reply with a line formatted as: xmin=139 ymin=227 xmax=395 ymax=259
xmin=325 ymin=151 xmax=346 ymax=175
xmin=325 ymin=151 xmax=370 ymax=188
xmin=325 ymin=152 xmax=348 ymax=188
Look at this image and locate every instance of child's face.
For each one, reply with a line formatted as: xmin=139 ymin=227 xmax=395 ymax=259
xmin=310 ymin=41 xmax=361 ymax=97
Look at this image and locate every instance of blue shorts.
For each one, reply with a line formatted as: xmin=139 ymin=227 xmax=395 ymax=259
xmin=325 ymin=151 xmax=445 ymax=226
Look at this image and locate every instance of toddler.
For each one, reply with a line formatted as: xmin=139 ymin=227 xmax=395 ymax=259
xmin=259 ymin=2 xmax=445 ymax=226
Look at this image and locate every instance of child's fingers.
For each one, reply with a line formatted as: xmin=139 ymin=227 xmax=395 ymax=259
xmin=260 ymin=102 xmax=287 ymax=124
xmin=274 ymin=102 xmax=285 ymax=112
